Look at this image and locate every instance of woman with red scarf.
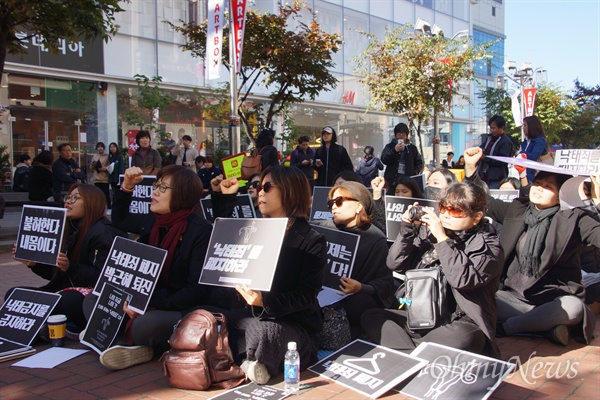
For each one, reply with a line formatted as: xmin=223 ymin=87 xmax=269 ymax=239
xmin=98 ymin=165 xmax=214 ymax=370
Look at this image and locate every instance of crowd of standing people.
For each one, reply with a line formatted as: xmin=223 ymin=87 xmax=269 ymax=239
xmin=6 ymin=119 xmax=600 ymax=388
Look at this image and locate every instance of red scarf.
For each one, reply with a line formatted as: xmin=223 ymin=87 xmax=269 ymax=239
xmin=149 ymin=209 xmax=194 ymax=283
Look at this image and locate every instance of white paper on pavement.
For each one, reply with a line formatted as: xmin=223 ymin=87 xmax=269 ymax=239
xmin=12 ymin=347 xmax=89 ymax=369
xmin=318 ymin=286 xmax=351 ymax=307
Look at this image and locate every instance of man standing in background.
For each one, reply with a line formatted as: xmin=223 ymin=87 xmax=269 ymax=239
xmin=479 ymin=115 xmax=514 ymax=189
xmin=381 ymin=123 xmax=423 ymax=189
xmin=172 ymin=134 xmax=199 ymax=171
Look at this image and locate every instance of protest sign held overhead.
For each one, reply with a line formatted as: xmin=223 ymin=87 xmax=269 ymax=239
xmin=384 ymin=197 xmax=438 ymax=241
xmin=310 ymin=186 xmax=333 ymax=221
xmin=0 ymin=289 xmax=61 ymax=346
xmin=309 ymin=339 xmax=427 ymax=399
xmin=399 ymin=342 xmax=515 ymax=400
xmin=554 ymin=149 xmax=600 ymax=174
xmin=220 ymin=152 xmax=245 ymax=179
xmin=310 ymin=224 xmax=359 ymax=290
xmin=489 ymin=189 xmax=519 ymax=203
xmin=81 ymin=283 xmax=132 ymax=354
xmin=118 ymin=175 xmax=156 ymax=234
xmin=488 ymin=155 xmax=591 ymax=176
xmin=200 ymin=194 xmax=256 ymax=223
xmin=93 ymin=237 xmax=167 ymax=315
xmin=199 ymin=218 xmax=287 ymax=291
xmin=15 ymin=205 xmax=67 ymax=265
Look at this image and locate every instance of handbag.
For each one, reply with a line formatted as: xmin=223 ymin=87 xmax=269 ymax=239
xmin=318 ymin=305 xmax=352 ymax=350
xmin=106 ymin=162 xmax=115 ymax=174
xmin=537 ymin=152 xmax=555 ymax=165
xmin=396 ymin=267 xmax=450 ymax=331
xmin=241 ymin=148 xmax=262 ymax=180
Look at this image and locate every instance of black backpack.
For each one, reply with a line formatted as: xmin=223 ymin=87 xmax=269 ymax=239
xmin=13 ymin=166 xmax=31 ymax=192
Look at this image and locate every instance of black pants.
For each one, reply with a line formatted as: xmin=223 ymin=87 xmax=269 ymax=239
xmin=95 ymin=182 xmax=111 ymax=209
xmin=361 ymin=308 xmax=487 ymax=355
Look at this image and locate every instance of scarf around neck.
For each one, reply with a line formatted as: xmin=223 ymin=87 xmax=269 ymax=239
xmin=519 ymin=203 xmax=560 ymax=277
xmin=150 ymin=208 xmax=195 ymax=283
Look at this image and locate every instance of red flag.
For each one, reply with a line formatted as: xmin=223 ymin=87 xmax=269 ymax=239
xmin=231 ymin=0 xmax=248 ymax=72
xmin=523 ymin=88 xmax=537 ymax=117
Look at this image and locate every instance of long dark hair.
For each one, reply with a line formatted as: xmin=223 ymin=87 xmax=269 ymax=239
xmin=262 ymin=166 xmax=311 ymax=219
xmin=66 ymin=184 xmax=107 ymax=261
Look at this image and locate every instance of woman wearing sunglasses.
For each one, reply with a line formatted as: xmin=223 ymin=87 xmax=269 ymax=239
xmin=97 ymin=165 xmax=215 ymax=370
xmin=212 ymin=166 xmax=327 ymax=384
xmin=314 ymin=181 xmax=395 ymax=340
xmin=10 ymin=184 xmax=125 ymax=333
xmin=361 ymin=180 xmax=504 ymax=358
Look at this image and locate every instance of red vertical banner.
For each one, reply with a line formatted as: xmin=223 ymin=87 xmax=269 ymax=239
xmin=231 ymin=0 xmax=247 ymax=72
xmin=523 ymin=88 xmax=537 ymax=117
xmin=128 ymin=130 xmax=140 ymax=157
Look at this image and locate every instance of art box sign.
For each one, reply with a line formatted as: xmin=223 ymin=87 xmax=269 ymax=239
xmin=15 ymin=205 xmax=67 ymax=265
xmin=199 ymin=218 xmax=287 ymax=291
xmin=93 ymin=237 xmax=167 ymax=314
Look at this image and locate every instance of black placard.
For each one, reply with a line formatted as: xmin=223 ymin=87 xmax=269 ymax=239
xmin=310 ymin=186 xmax=334 ymax=221
xmin=309 ymin=339 xmax=428 ymax=399
xmin=93 ymin=237 xmax=167 ymax=315
xmin=384 ymin=197 xmax=438 ymax=241
xmin=0 ymin=289 xmax=61 ymax=346
xmin=15 ymin=205 xmax=67 ymax=265
xmin=399 ymin=342 xmax=515 ymax=400
xmin=118 ymin=175 xmax=156 ymax=234
xmin=489 ymin=189 xmax=518 ymax=203
xmin=310 ymin=224 xmax=359 ymax=290
xmin=200 ymin=194 xmax=256 ymax=223
xmin=81 ymin=283 xmax=132 ymax=354
xmin=199 ymin=218 xmax=287 ymax=291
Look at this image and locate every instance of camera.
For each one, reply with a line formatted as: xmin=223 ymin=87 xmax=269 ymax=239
xmin=408 ymin=206 xmax=424 ymax=222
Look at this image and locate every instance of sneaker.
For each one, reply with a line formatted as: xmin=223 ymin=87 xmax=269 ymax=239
xmin=99 ymin=345 xmax=153 ymax=370
xmin=241 ymin=360 xmax=270 ymax=384
xmin=546 ymin=325 xmax=569 ymax=346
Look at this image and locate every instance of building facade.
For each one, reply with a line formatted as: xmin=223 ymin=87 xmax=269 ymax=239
xmin=1 ymin=0 xmax=505 ymax=174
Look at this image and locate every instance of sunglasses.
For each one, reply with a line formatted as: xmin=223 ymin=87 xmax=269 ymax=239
xmin=327 ymin=196 xmax=359 ymax=209
xmin=256 ymin=181 xmax=277 ymax=193
xmin=439 ymin=204 xmax=468 ymax=218
xmin=248 ymin=180 xmax=260 ymax=189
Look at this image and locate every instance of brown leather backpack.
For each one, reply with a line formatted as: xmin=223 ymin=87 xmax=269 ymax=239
xmin=161 ymin=309 xmax=245 ymax=390
xmin=241 ymin=148 xmax=262 ymax=180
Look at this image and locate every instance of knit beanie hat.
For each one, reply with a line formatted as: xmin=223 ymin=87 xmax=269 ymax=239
xmin=338 ymin=181 xmax=374 ymax=216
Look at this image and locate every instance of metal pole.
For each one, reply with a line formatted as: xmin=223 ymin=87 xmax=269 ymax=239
xmin=228 ymin=0 xmax=241 ymax=155
xmin=519 ymin=76 xmax=525 ymax=142
xmin=75 ymin=119 xmax=82 ymax=166
xmin=8 ymin=116 xmax=15 ymax=175
xmin=44 ymin=121 xmax=49 ymax=151
xmin=433 ymin=111 xmax=440 ymax=168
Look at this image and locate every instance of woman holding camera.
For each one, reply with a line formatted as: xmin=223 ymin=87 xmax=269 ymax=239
xmin=361 ymin=180 xmax=504 ymax=358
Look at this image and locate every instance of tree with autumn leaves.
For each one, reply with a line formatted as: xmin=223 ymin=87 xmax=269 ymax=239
xmin=356 ymin=25 xmax=493 ymax=159
xmin=171 ymin=1 xmax=341 ymax=143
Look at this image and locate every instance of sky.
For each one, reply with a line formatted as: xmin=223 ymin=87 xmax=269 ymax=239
xmin=504 ymin=0 xmax=600 ymax=92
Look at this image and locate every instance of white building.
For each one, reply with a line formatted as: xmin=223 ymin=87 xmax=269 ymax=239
xmin=1 ymin=0 xmax=505 ymax=170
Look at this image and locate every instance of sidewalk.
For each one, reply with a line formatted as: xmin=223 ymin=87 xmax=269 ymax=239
xmin=1 ymin=249 xmax=599 ymax=399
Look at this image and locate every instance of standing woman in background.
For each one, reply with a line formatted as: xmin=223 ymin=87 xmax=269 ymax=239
xmin=108 ymin=142 xmax=125 ymax=198
xmin=519 ymin=115 xmax=548 ymax=182
xmin=356 ymin=146 xmax=384 ymax=187
xmin=131 ymin=130 xmax=161 ymax=176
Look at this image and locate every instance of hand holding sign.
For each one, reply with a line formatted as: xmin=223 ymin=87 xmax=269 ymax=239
xmin=56 ymin=253 xmax=70 ymax=272
xmin=236 ymin=285 xmax=263 ymax=307
xmin=123 ymin=301 xmax=139 ymax=320
xmin=123 ymin=167 xmax=144 ymax=189
xmin=339 ymin=277 xmax=361 ymax=295
xmin=591 ymin=173 xmax=600 ymax=205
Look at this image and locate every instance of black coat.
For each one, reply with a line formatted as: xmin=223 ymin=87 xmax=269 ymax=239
xmin=388 ymin=221 xmax=504 ymax=358
xmin=52 ymin=157 xmax=86 ymax=195
xmin=259 ymin=145 xmax=279 ymax=171
xmin=29 ymin=164 xmax=54 ymax=201
xmin=112 ymin=189 xmax=215 ymax=311
xmin=31 ymin=218 xmax=126 ymax=290
xmin=290 ymin=146 xmax=316 ymax=182
xmin=314 ymin=143 xmax=354 ymax=186
xmin=381 ymin=140 xmax=423 ymax=186
xmin=260 ymin=218 xmax=327 ymax=334
xmin=478 ymin=134 xmax=514 ymax=184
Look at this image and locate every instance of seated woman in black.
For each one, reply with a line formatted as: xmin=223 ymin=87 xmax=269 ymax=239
xmin=361 ymin=180 xmax=504 ymax=358
xmin=10 ymin=184 xmax=125 ymax=333
xmin=464 ymin=147 xmax=600 ymax=346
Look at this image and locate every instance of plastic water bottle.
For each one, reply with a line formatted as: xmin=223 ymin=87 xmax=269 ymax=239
xmin=284 ymin=341 xmax=300 ymax=393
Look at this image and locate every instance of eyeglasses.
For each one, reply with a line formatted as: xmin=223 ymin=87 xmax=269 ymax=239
xmin=63 ymin=194 xmax=81 ymax=204
xmin=249 ymin=180 xmax=261 ymax=189
xmin=256 ymin=181 xmax=277 ymax=193
xmin=327 ymin=196 xmax=359 ymax=209
xmin=152 ymin=182 xmax=172 ymax=193
xmin=439 ymin=204 xmax=468 ymax=218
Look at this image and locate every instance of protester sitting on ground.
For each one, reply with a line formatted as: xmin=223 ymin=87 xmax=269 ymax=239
xmin=499 ymin=177 xmax=521 ymax=191
xmin=371 ymin=176 xmax=424 ymax=236
xmin=97 ymin=165 xmax=215 ymax=370
xmin=424 ymin=168 xmax=458 ymax=199
xmin=10 ymin=184 xmax=125 ymax=333
xmin=210 ymin=166 xmax=327 ymax=384
xmin=29 ymin=150 xmax=54 ymax=202
xmin=361 ymin=180 xmax=504 ymax=358
xmin=131 ymin=130 xmax=161 ymax=176
xmin=314 ymin=181 xmax=395 ymax=340
xmin=332 ymin=170 xmax=363 ymax=186
xmin=463 ymin=147 xmax=600 ymax=346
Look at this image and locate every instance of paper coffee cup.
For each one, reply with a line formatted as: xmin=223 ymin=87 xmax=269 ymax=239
xmin=47 ymin=314 xmax=67 ymax=347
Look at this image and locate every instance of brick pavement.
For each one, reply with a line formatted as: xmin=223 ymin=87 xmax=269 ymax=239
xmin=1 ymin=250 xmax=599 ymax=399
